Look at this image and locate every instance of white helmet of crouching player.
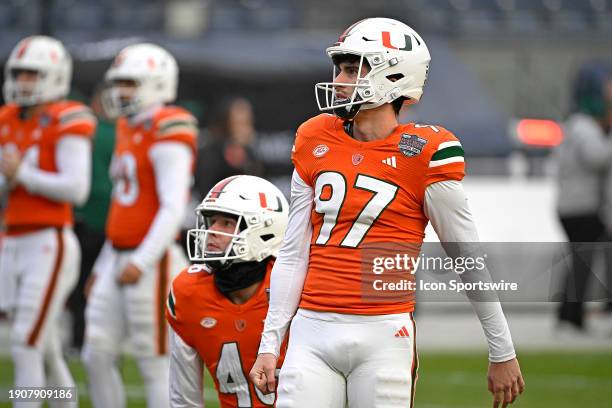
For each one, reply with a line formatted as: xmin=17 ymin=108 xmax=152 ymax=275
xmin=103 ymin=42 xmax=178 ymax=118
xmin=187 ymin=175 xmax=289 ymax=269
xmin=3 ymin=35 xmax=72 ymax=106
xmin=315 ymin=17 xmax=431 ymax=120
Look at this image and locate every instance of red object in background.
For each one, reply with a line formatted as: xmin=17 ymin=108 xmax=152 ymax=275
xmin=516 ymin=119 xmax=564 ymax=147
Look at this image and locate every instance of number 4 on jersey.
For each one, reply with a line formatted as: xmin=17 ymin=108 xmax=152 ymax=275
xmin=217 ymin=342 xmax=276 ymax=406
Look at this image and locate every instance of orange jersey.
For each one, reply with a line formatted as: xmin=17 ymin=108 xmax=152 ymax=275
xmin=0 ymin=101 xmax=96 ymax=228
xmin=292 ymin=114 xmax=465 ymax=315
xmin=167 ymin=261 xmax=285 ymax=408
xmin=106 ymin=106 xmax=197 ymax=248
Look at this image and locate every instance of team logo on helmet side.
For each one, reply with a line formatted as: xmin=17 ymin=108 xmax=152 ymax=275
xmin=398 ymin=134 xmax=427 ymax=157
xmin=382 ymin=31 xmax=412 ymax=51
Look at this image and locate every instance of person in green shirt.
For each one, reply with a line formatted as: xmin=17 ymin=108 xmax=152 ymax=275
xmin=68 ymin=87 xmax=115 ymax=351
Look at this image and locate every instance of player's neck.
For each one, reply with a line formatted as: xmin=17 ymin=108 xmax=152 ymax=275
xmin=352 ymin=105 xmax=399 ymax=142
xmin=21 ymin=102 xmax=52 ymax=119
xmin=227 ymin=280 xmax=262 ymax=305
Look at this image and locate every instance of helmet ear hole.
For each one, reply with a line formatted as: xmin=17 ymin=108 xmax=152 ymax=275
xmin=260 ymin=234 xmax=275 ymax=242
xmin=386 ymin=73 xmax=404 ymax=83
xmin=239 ymin=218 xmax=248 ymax=232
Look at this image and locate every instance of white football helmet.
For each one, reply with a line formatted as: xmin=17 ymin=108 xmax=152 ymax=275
xmin=187 ymin=175 xmax=289 ymax=267
xmin=315 ymin=18 xmax=431 ymax=119
xmin=3 ymin=36 xmax=72 ymax=106
xmin=103 ymin=43 xmax=178 ymax=118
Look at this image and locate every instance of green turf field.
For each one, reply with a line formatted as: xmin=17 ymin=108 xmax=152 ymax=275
xmin=1 ymin=351 xmax=611 ymax=407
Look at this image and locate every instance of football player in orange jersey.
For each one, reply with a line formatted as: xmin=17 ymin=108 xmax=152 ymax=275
xmin=251 ymin=18 xmax=525 ymax=408
xmin=166 ymin=175 xmax=288 ymax=407
xmin=81 ymin=43 xmax=197 ymax=408
xmin=0 ymin=35 xmax=95 ymax=405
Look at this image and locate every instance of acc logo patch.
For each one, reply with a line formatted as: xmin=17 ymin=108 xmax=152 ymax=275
xmin=201 ymin=317 xmax=217 ymax=329
xmin=312 ymin=144 xmax=329 ymax=157
xmin=352 ymin=153 xmax=364 ymax=165
xmin=398 ymin=134 xmax=427 ymax=157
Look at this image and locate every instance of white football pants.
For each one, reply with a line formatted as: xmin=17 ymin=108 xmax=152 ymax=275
xmin=82 ymin=243 xmax=186 ymax=408
xmin=276 ymin=309 xmax=418 ymax=408
xmin=0 ymin=227 xmax=79 ymax=408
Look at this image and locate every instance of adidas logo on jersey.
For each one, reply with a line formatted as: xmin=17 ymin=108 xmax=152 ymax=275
xmin=382 ymin=156 xmax=397 ymax=168
xmin=394 ymin=325 xmax=410 ymax=338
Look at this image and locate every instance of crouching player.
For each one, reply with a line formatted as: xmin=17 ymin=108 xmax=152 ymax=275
xmin=166 ymin=175 xmax=288 ymax=407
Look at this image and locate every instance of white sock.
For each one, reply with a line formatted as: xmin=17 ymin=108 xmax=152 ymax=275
xmin=81 ymin=345 xmax=125 ymax=408
xmin=11 ymin=344 xmax=44 ymax=408
xmin=45 ymin=327 xmax=76 ymax=408
xmin=137 ymin=356 xmax=170 ymax=408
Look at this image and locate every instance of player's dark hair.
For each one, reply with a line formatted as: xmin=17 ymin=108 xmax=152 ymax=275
xmin=331 ymin=53 xmax=373 ymax=77
xmin=332 ymin=53 xmax=366 ymax=68
xmin=391 ymin=97 xmax=407 ymax=115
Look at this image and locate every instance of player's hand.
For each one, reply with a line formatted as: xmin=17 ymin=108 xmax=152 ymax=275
xmin=84 ymin=274 xmax=97 ymax=298
xmin=0 ymin=149 xmax=22 ymax=181
xmin=488 ymin=358 xmax=525 ymax=407
xmin=249 ymin=353 xmax=277 ymax=394
xmin=117 ymin=263 xmax=143 ymax=285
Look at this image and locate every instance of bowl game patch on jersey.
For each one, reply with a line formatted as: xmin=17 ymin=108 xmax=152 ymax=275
xmin=398 ymin=133 xmax=427 ymax=157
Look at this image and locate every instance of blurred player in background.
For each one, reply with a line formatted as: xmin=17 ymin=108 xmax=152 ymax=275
xmin=82 ymin=43 xmax=197 ymax=408
xmin=251 ymin=18 xmax=524 ymax=408
xmin=166 ymin=175 xmax=288 ymax=407
xmin=0 ymin=35 xmax=95 ymax=404
xmin=557 ymin=62 xmax=612 ymax=332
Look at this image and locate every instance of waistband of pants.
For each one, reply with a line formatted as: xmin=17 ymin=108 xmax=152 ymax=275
xmin=111 ymin=244 xmax=139 ymax=252
xmin=297 ymin=308 xmax=414 ymax=323
xmin=5 ymin=225 xmax=64 ymax=237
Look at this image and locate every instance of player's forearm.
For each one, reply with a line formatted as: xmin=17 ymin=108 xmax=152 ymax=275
xmin=259 ymin=170 xmax=313 ymax=356
xmin=424 ymin=180 xmax=516 ymax=362
xmin=16 ymin=136 xmax=91 ymax=205
xmin=469 ymin=300 xmax=516 ymax=362
xmin=169 ymin=329 xmax=205 ymax=408
xmin=260 ymin=255 xmax=309 ymax=356
xmin=131 ymin=143 xmax=192 ymax=272
xmin=131 ymin=205 xmax=185 ymax=271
